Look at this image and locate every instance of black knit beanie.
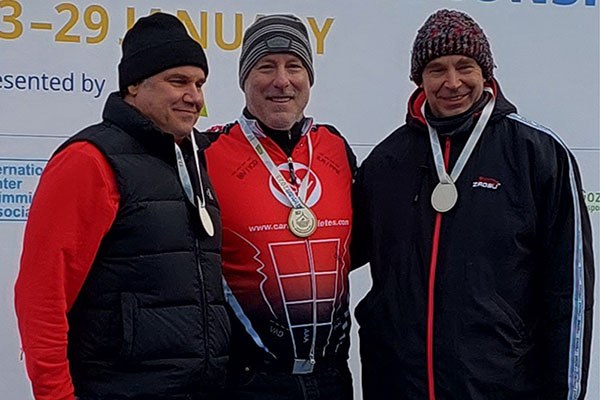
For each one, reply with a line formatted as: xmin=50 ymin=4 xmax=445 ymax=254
xmin=238 ymin=14 xmax=314 ymax=90
xmin=118 ymin=13 xmax=208 ymax=90
xmin=410 ymin=9 xmax=494 ymax=85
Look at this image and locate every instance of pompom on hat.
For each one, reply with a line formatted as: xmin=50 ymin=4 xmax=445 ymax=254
xmin=118 ymin=13 xmax=208 ymax=91
xmin=410 ymin=9 xmax=495 ymax=85
xmin=238 ymin=14 xmax=314 ymax=90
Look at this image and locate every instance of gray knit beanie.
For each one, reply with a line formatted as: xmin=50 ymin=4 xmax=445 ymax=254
xmin=410 ymin=9 xmax=494 ymax=85
xmin=238 ymin=14 xmax=314 ymax=89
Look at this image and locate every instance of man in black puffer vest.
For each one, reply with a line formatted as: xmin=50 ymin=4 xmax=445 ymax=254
xmin=15 ymin=13 xmax=230 ymax=400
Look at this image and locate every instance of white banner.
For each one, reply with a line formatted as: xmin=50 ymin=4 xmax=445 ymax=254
xmin=1 ymin=1 xmax=598 ymax=398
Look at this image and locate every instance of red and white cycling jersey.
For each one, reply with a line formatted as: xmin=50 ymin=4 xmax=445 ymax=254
xmin=205 ymin=117 xmax=353 ymax=364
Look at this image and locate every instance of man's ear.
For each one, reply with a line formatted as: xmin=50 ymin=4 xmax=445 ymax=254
xmin=127 ymin=83 xmax=140 ymax=96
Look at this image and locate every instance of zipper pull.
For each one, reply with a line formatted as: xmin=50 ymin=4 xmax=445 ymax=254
xmin=287 ymin=157 xmax=298 ymax=185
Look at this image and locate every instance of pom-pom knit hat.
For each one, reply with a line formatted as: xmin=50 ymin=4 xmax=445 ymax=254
xmin=410 ymin=9 xmax=494 ymax=85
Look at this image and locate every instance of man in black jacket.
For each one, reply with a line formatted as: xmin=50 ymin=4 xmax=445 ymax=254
xmin=15 ymin=13 xmax=230 ymax=400
xmin=352 ymin=9 xmax=594 ymax=400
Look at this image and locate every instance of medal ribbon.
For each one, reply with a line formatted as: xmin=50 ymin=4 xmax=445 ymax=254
xmin=239 ymin=116 xmax=314 ymax=210
xmin=174 ymin=132 xmax=213 ymax=236
xmin=190 ymin=131 xmax=209 ymax=210
xmin=174 ymin=142 xmax=195 ymax=204
xmin=232 ymin=116 xmax=319 ymax=372
xmin=174 ymin=132 xmax=209 ymax=208
xmin=423 ymin=87 xmax=495 ymax=185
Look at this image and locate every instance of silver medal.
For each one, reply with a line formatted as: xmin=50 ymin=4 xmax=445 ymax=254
xmin=197 ymin=195 xmax=215 ymax=237
xmin=288 ymin=207 xmax=317 ymax=238
xmin=431 ymin=182 xmax=458 ymax=213
xmin=423 ymin=89 xmax=496 ymax=214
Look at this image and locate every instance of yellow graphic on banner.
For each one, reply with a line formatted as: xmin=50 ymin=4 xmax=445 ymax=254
xmin=1 ymin=2 xmax=334 ymax=54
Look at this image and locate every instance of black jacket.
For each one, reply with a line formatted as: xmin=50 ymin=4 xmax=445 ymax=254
xmin=352 ymin=81 xmax=594 ymax=400
xmin=61 ymin=93 xmax=230 ymax=399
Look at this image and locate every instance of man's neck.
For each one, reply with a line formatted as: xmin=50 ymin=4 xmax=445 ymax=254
xmin=426 ymin=91 xmax=490 ymax=137
xmin=243 ymin=108 xmax=305 ymax=156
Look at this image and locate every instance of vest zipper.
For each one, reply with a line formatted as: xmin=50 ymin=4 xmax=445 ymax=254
xmin=195 ymin=239 xmax=210 ymax=371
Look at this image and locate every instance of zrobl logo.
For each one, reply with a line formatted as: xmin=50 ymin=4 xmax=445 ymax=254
xmin=466 ymin=0 xmax=596 ymax=6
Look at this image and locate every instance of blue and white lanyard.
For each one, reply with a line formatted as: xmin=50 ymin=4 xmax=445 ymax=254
xmin=239 ymin=116 xmax=314 ymax=208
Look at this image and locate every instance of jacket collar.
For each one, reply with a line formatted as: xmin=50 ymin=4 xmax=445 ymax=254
xmin=103 ymin=92 xmax=176 ymax=150
xmin=406 ymin=78 xmax=516 ymax=133
xmin=239 ymin=109 xmax=314 ymax=156
xmin=102 ymin=91 xmax=211 ymax=159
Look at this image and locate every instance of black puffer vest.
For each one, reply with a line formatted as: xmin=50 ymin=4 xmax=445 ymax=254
xmin=59 ymin=93 xmax=230 ymax=399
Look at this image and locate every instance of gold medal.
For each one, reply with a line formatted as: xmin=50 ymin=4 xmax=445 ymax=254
xmin=288 ymin=206 xmax=317 ymax=238
xmin=431 ymin=182 xmax=458 ymax=213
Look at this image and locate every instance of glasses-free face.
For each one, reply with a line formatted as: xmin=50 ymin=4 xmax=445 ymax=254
xmin=125 ymin=65 xmax=206 ymax=140
xmin=421 ymin=55 xmax=485 ymax=118
xmin=243 ymin=53 xmax=311 ymax=131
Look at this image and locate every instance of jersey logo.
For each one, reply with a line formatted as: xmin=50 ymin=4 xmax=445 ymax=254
xmin=269 ymin=161 xmax=322 ymax=207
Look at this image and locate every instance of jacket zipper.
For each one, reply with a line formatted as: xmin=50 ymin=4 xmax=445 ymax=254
xmin=287 ymin=157 xmax=299 ymax=185
xmin=306 ymin=239 xmax=318 ymax=365
xmin=426 ymin=137 xmax=451 ymax=400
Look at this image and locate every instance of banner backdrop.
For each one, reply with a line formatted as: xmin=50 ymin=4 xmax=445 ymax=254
xmin=1 ymin=1 xmax=598 ymax=398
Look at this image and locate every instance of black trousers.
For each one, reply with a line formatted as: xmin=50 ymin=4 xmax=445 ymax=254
xmin=77 ymin=392 xmax=220 ymax=400
xmin=222 ymin=360 xmax=354 ymax=400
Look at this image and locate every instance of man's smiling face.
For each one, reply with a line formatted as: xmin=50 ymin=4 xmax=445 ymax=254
xmin=244 ymin=53 xmax=310 ymax=130
xmin=421 ymin=55 xmax=485 ymax=118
